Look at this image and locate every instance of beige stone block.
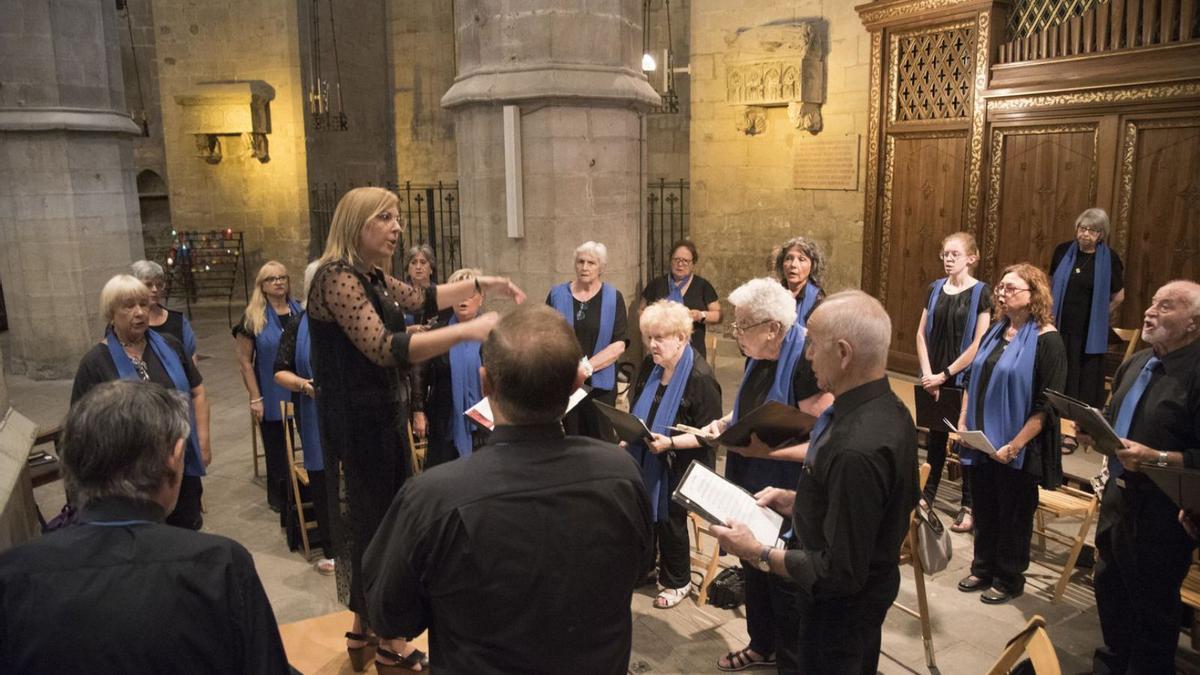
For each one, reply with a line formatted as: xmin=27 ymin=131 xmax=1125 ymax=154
xmin=839 ymin=64 xmax=872 ymax=94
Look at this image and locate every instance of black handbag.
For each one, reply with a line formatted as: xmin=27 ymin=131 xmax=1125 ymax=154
xmin=704 ymin=566 xmax=745 ymax=609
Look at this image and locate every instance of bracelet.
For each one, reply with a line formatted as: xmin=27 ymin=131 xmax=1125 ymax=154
xmin=249 ymin=397 xmax=263 ymax=404
xmin=670 ymin=436 xmax=676 ymax=449
xmin=941 ymin=368 xmax=952 ymax=380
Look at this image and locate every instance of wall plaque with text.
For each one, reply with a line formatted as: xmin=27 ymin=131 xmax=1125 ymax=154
xmin=793 ymin=135 xmax=860 ymax=191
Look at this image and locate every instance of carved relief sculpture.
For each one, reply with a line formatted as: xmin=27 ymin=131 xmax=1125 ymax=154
xmin=724 ymin=20 xmax=827 ymax=133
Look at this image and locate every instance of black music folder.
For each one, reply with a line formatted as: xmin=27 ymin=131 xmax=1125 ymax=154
xmin=715 ymin=401 xmax=817 ymax=448
xmin=1044 ymin=389 xmax=1123 ymax=457
xmin=913 ymin=385 xmax=963 ymax=433
xmin=1140 ymin=465 xmax=1200 ymax=513
xmin=592 ymin=401 xmax=654 ymax=445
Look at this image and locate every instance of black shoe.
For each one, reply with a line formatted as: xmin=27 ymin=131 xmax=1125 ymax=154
xmin=957 ymin=575 xmax=990 ymax=592
xmin=980 ymin=586 xmax=1023 ymax=604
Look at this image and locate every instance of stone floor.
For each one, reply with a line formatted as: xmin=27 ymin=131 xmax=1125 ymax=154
xmin=5 ymin=304 xmax=1198 ymax=674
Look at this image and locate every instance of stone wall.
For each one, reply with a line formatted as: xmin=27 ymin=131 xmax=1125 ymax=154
xmin=150 ymin=0 xmax=310 ymax=277
xmin=689 ymin=0 xmax=870 ymax=302
xmin=646 ymin=0 xmax=690 ymax=183
xmin=390 ymin=0 xmax=458 ymax=183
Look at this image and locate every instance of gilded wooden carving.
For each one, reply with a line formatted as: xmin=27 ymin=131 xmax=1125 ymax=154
xmin=988 ymin=83 xmax=1200 ymax=111
xmin=964 ymin=10 xmax=990 ymax=230
xmin=890 ymin=22 xmax=976 ymax=123
xmin=1114 ymin=117 xmax=1200 ymax=256
xmin=864 ymin=31 xmax=884 ymax=296
xmin=859 ymin=0 xmax=979 ymax=26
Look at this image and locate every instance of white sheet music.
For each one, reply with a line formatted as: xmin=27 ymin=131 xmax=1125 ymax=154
xmin=677 ymin=463 xmax=783 ymax=548
xmin=943 ymin=418 xmax=999 ymax=456
xmin=466 ymin=388 xmax=589 ymax=430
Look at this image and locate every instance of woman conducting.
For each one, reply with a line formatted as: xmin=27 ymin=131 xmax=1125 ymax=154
xmin=307 ymin=186 xmax=523 ymax=672
xmin=626 ymin=300 xmax=721 ymax=609
xmin=956 ymin=263 xmax=1066 ymax=605
xmin=70 ymin=274 xmax=211 ymax=530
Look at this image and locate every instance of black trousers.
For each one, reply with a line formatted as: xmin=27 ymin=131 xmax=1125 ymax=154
xmin=307 ymin=468 xmax=335 ymax=559
xmin=796 ymin=570 xmax=898 ymax=675
xmin=655 ymin=448 xmax=712 ymax=589
xmin=741 ymin=563 xmax=801 ymax=672
xmin=1061 ymin=331 xmax=1107 ymax=408
xmin=924 ymin=432 xmax=973 ymax=507
xmin=970 ymin=458 xmax=1038 ymax=593
xmin=260 ymin=419 xmax=290 ymax=519
xmin=1093 ymin=482 xmax=1194 ymax=675
xmin=166 ymin=475 xmax=203 ymax=530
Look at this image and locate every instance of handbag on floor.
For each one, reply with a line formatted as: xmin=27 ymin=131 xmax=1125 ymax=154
xmin=705 ymin=566 xmax=745 ymax=609
xmin=915 ymin=504 xmax=953 ymax=574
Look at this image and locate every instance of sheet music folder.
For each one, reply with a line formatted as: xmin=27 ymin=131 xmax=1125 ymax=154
xmin=671 ymin=460 xmax=784 ymax=548
xmin=1043 ymin=389 xmax=1123 ymax=457
xmin=592 ymin=401 xmax=654 ymax=445
xmin=716 ymin=401 xmax=816 ymax=448
xmin=1140 ymin=466 xmax=1200 ymax=513
xmin=913 ymin=385 xmax=963 ymax=433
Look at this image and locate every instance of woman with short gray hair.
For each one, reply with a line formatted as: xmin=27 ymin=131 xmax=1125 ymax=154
xmin=131 ymin=259 xmax=198 ymax=360
xmin=1049 ymin=207 xmax=1125 ymax=419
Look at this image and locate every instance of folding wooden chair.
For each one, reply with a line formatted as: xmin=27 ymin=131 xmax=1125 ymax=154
xmin=687 ymin=512 xmax=727 ymax=606
xmin=893 ymin=462 xmax=935 ymax=670
xmin=1180 ymin=554 xmax=1200 ymax=651
xmin=1032 ymin=484 xmax=1099 ymax=603
xmin=251 ymin=412 xmax=265 ymax=478
xmin=407 ymin=420 xmax=428 ymax=476
xmin=705 ymin=333 xmax=718 ymax=373
xmin=986 ymin=615 xmax=1061 ymax=675
xmin=281 ymin=401 xmax=319 ymax=559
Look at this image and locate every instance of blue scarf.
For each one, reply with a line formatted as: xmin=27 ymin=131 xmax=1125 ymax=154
xmin=924 ymin=278 xmax=986 ymax=386
xmin=629 ymin=344 xmax=694 ymax=522
xmin=294 ymin=313 xmax=323 ymax=472
xmin=181 ymin=316 xmax=197 ymax=358
xmin=448 ymin=314 xmax=484 ymax=458
xmin=105 ymin=330 xmax=204 ymax=477
xmin=1051 ymin=241 xmax=1111 ymax=354
xmin=549 ymin=282 xmax=617 ymax=390
xmin=964 ymin=318 xmax=1039 ymax=470
xmin=795 ymin=282 xmax=821 ymax=328
xmin=727 ymin=323 xmax=807 ymax=496
xmin=667 ymin=274 xmax=691 ymax=304
xmin=254 ymin=300 xmax=302 ymax=422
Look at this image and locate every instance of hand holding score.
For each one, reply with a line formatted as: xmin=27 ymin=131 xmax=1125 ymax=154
xmin=711 ymin=519 xmax=759 ymax=561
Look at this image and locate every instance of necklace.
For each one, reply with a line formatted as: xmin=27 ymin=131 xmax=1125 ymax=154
xmin=118 ymin=337 xmax=150 ymax=381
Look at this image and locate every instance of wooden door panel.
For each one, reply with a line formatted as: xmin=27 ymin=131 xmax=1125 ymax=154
xmin=881 ymin=133 xmax=969 ymax=372
xmin=1117 ymin=118 xmax=1200 ymax=327
xmin=985 ymin=126 xmax=1099 ymax=282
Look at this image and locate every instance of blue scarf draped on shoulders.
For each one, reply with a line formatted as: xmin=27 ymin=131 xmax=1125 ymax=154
xmin=924 ymin=278 xmax=986 ymax=386
xmin=448 ymin=314 xmax=484 ymax=458
xmin=549 ymin=282 xmax=617 ymax=390
xmin=667 ymin=274 xmax=691 ymax=304
xmin=1051 ymin=241 xmax=1111 ymax=354
xmin=294 ymin=313 xmax=323 ymax=472
xmin=255 ymin=300 xmax=302 ymax=423
xmin=963 ymin=318 xmax=1039 ymax=470
xmin=628 ymin=344 xmax=694 ymax=522
xmin=105 ymin=330 xmax=204 ymax=476
xmin=795 ymin=282 xmax=821 ymax=328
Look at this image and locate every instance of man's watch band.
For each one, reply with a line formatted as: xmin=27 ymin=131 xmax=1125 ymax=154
xmin=756 ymin=545 xmax=772 ymax=572
xmin=1156 ymin=451 xmax=1170 ymax=467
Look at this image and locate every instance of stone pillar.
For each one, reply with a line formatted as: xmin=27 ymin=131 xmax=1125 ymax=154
xmin=443 ymin=0 xmax=659 ymax=300
xmin=0 ymin=0 xmax=144 ymax=378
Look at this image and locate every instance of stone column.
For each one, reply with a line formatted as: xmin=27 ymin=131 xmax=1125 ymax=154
xmin=0 ymin=0 xmax=144 ymax=378
xmin=443 ymin=0 xmax=659 ymax=300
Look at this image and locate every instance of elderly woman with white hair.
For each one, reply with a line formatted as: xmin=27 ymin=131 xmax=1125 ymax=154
xmin=546 ymin=241 xmax=629 ymax=439
xmin=626 ymin=300 xmax=722 ymax=609
xmin=1050 ymin=207 xmax=1125 ymax=417
xmin=130 ymin=259 xmax=198 ymax=361
xmin=70 ymin=274 xmax=211 ymax=530
xmin=699 ymin=277 xmax=832 ymax=672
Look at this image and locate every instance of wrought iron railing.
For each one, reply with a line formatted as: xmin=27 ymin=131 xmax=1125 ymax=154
xmin=645 ymin=178 xmax=689 ymax=284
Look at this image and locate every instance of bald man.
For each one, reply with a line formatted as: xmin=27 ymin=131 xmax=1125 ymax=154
xmin=1093 ymin=280 xmax=1200 ymax=675
xmin=715 ymin=290 xmax=918 ymax=675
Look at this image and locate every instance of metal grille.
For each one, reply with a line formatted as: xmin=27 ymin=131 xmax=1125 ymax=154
xmin=645 ymin=179 xmax=689 ymax=284
xmin=1007 ymin=0 xmax=1104 ymax=39
xmin=895 ymin=27 xmax=974 ymax=122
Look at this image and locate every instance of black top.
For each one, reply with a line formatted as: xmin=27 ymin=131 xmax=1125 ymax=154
xmin=152 ymin=309 xmax=190 ymax=353
xmin=784 ymin=378 xmax=918 ymax=602
xmin=923 ymin=281 xmax=993 ymax=373
xmin=0 ymin=497 xmax=291 ymax=674
xmin=362 ymin=423 xmax=654 ymax=675
xmin=1108 ymin=341 xmax=1200 ymax=475
xmin=71 ymin=334 xmax=202 ymax=405
xmin=792 ymin=283 xmax=826 ymax=324
xmin=969 ymin=330 xmax=1067 ymax=481
xmin=272 ymin=313 xmax=302 ymax=375
xmin=544 ymin=288 xmax=629 ymax=382
xmin=632 ymin=356 xmax=723 ymax=468
xmin=641 ymin=275 xmax=720 ymax=356
xmin=1050 ymin=241 xmax=1125 ymax=335
xmin=411 ymin=315 xmax=488 ymax=469
xmin=232 ymin=308 xmax=299 ymax=343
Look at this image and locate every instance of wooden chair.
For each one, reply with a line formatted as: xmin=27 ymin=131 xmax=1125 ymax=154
xmin=985 ymin=615 xmax=1062 ymax=675
xmin=1032 ymin=484 xmax=1099 ymax=603
xmin=893 ymin=462 xmax=936 ymax=670
xmin=407 ymin=420 xmax=428 ymax=476
xmin=1104 ymin=327 xmax=1143 ymax=395
xmin=705 ymin=333 xmax=718 ymax=373
xmin=1181 ymin=554 xmax=1200 ymax=651
xmin=281 ymin=401 xmax=319 ymax=559
xmin=251 ymin=412 xmax=265 ymax=479
xmin=687 ymin=512 xmax=727 ymax=606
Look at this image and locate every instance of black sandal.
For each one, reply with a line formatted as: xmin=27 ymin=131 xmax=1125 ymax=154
xmin=1062 ymin=435 xmax=1078 ymax=455
xmin=717 ymin=647 xmax=776 ymax=671
xmin=344 ymin=631 xmax=379 ymax=672
xmin=375 ymin=646 xmax=429 ymax=673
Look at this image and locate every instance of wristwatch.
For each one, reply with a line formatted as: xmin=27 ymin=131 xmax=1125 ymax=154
xmin=755 ymin=545 xmax=772 ymax=572
xmin=1156 ymin=451 xmax=1170 ymax=467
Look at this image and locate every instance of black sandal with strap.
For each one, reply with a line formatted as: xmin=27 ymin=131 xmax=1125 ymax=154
xmin=344 ymin=632 xmax=379 ymax=672
xmin=717 ymin=647 xmax=776 ymax=672
xmin=375 ymin=646 xmax=429 ymax=673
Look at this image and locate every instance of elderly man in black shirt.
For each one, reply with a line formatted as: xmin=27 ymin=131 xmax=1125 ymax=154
xmin=0 ymin=381 xmax=291 ymax=674
xmin=364 ymin=305 xmax=654 ymax=674
xmin=714 ymin=290 xmax=918 ymax=675
xmin=1092 ymin=279 xmax=1200 ymax=675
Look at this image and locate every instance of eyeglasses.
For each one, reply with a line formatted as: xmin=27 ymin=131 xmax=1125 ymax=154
xmin=576 ymin=300 xmax=589 ymax=322
xmin=994 ymin=284 xmax=1030 ymax=296
xmin=144 ymin=280 xmax=166 ymax=290
xmin=1076 ymin=225 xmax=1103 ymax=234
xmin=376 ymin=211 xmax=399 ymax=223
xmin=671 ymin=257 xmax=694 ymax=265
xmin=263 ymin=275 xmax=289 ymax=284
xmin=938 ymin=251 xmax=965 ymax=261
xmin=731 ymin=319 xmax=772 ymax=335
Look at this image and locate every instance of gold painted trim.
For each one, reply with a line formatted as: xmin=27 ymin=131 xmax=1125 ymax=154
xmin=859 ymin=0 xmax=981 ymax=25
xmin=964 ymin=10 xmax=990 ymax=230
xmin=1113 ymin=117 xmax=1200 ymax=257
xmin=864 ymin=31 xmax=884 ymax=297
xmin=888 ymin=20 xmax=976 ymax=125
xmin=988 ymin=83 xmax=1200 ymax=111
xmin=982 ymin=123 xmax=1100 ymax=280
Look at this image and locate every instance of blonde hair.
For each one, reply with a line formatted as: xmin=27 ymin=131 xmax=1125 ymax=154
xmin=446 ymin=267 xmax=482 ymax=286
xmin=100 ymin=274 xmax=150 ymax=322
xmin=942 ymin=231 xmax=979 ymax=257
xmin=640 ymin=300 xmax=693 ymax=341
xmin=242 ymin=261 xmax=291 ymax=336
xmin=319 ymin=187 xmax=399 ymax=269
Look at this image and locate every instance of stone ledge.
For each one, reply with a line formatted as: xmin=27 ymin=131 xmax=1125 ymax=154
xmin=442 ymin=64 xmax=661 ymax=110
xmin=0 ymin=107 xmax=142 ymax=135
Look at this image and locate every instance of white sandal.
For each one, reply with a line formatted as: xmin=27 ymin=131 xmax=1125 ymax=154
xmin=315 ymin=558 xmax=336 ymax=576
xmin=654 ymin=583 xmax=691 ymax=609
